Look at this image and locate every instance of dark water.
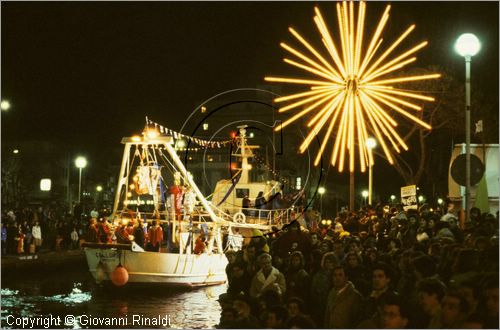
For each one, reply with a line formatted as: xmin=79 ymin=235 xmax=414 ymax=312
xmin=1 ymin=269 xmax=226 ymax=329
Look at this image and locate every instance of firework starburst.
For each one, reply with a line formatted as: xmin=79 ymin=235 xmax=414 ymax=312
xmin=265 ymin=1 xmax=440 ymax=172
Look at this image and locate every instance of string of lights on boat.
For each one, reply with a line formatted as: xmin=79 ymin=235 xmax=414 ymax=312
xmin=145 ymin=117 xmax=234 ymax=149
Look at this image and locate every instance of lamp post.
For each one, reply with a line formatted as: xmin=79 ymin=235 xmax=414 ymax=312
xmin=75 ymin=156 xmax=87 ymax=203
xmin=318 ymin=186 xmax=326 ymax=215
xmin=366 ymin=137 xmax=377 ymax=205
xmin=455 ymin=33 xmax=481 ymax=220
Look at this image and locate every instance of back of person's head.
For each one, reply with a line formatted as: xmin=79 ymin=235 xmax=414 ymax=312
xmin=321 ymin=251 xmax=339 ymax=269
xmin=412 ymin=255 xmax=437 ymax=278
xmin=453 ymin=248 xmax=478 ymax=273
xmin=417 ymin=278 xmax=447 ymax=301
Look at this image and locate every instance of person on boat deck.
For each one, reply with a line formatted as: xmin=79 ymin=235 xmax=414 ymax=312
xmin=194 ymin=232 xmax=207 ymax=254
xmin=147 ymin=220 xmax=164 ymax=252
xmin=87 ymin=218 xmax=100 ymax=243
xmin=133 ymin=218 xmax=145 ymax=248
xmin=242 ymin=194 xmax=252 ymax=216
xmin=183 ymin=186 xmax=196 ymax=221
xmin=97 ymin=218 xmax=111 ymax=243
xmin=250 ymin=253 xmax=287 ymax=299
xmin=116 ymin=221 xmax=131 ymax=244
xmin=255 ymin=192 xmax=268 ymax=218
xmin=170 ymin=183 xmax=184 ymax=221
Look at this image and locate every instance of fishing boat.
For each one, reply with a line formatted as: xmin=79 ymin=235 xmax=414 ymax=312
xmin=83 ymin=122 xmax=297 ymax=287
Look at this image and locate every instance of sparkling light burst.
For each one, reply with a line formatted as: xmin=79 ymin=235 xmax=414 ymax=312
xmin=265 ymin=1 xmax=440 ymax=173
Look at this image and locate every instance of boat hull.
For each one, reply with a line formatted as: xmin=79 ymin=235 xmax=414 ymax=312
xmin=84 ymin=247 xmax=228 ymax=288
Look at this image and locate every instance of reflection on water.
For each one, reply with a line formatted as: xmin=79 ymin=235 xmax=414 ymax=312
xmin=1 ymin=270 xmax=226 ymax=329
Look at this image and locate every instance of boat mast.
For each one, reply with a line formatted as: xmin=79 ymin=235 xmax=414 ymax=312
xmin=111 ymin=139 xmax=133 ymax=219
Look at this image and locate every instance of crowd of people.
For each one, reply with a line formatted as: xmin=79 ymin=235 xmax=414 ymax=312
xmin=1 ymin=205 xmax=88 ymax=255
xmin=216 ymin=202 xmax=499 ymax=329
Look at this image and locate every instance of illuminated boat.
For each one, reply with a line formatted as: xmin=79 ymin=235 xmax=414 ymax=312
xmin=83 ymin=123 xmax=296 ymax=287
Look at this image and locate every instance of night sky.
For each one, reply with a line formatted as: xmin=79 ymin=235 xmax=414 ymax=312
xmin=2 ymin=1 xmax=499 ymax=190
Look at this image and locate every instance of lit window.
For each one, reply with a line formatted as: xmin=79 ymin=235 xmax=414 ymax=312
xmin=40 ymin=179 xmax=51 ymax=191
xmin=296 ymin=177 xmax=302 ymax=190
xmin=203 ymin=123 xmax=209 ymax=131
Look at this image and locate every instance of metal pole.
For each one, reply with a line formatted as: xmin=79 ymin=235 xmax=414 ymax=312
xmin=465 ymin=56 xmax=471 ymax=221
xmin=78 ymin=167 xmax=82 ymax=203
xmin=349 ymin=171 xmax=355 ymax=211
xmin=368 ymin=164 xmax=373 ymax=205
xmin=320 ymin=195 xmax=323 ymax=215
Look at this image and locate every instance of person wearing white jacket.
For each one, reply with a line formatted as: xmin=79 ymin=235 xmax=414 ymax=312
xmin=32 ymin=221 xmax=42 ymax=252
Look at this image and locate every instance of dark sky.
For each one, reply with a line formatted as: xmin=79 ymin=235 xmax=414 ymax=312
xmin=2 ymin=1 xmax=499 ymax=155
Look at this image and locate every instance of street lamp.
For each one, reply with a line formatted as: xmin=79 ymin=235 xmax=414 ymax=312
xmin=437 ymin=198 xmax=444 ymax=205
xmin=366 ymin=137 xmax=377 ymax=205
xmin=75 ymin=156 xmax=87 ymax=203
xmin=390 ymin=195 xmax=396 ymax=203
xmin=1 ymin=100 xmax=11 ymax=111
xmin=318 ymin=186 xmax=326 ymax=215
xmin=455 ymin=33 xmax=480 ymax=221
xmin=362 ymin=190 xmax=369 ymax=206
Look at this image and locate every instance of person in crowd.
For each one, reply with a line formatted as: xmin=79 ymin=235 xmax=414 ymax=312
xmin=416 ymin=277 xmax=447 ymax=328
xmin=284 ymin=251 xmax=309 ymax=301
xmin=381 ymin=293 xmax=411 ymax=329
xmin=227 ymin=261 xmax=252 ymax=296
xmin=242 ymin=194 xmax=252 ymax=217
xmin=265 ymin=305 xmax=288 ymax=329
xmin=232 ymin=293 xmax=260 ymax=328
xmin=250 ymin=253 xmax=286 ymax=299
xmin=70 ymin=226 xmax=79 ymax=249
xmin=480 ymin=273 xmax=499 ymax=329
xmin=275 ymin=221 xmax=312 ymax=261
xmin=32 ymin=221 xmax=42 ymax=252
xmin=16 ymin=224 xmax=25 ymax=254
xmin=429 ymin=289 xmax=469 ymax=328
xmin=344 ymin=251 xmax=370 ymax=296
xmin=358 ymin=263 xmax=396 ymax=327
xmin=255 ymin=191 xmax=267 ymax=218
xmin=324 ymin=265 xmax=363 ymax=328
xmin=310 ymin=252 xmax=338 ymax=326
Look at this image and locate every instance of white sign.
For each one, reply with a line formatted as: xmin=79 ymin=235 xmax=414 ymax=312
xmin=401 ymin=185 xmax=417 ymax=211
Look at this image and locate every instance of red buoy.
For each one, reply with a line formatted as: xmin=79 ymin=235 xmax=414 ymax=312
xmin=110 ymin=265 xmax=129 ymax=286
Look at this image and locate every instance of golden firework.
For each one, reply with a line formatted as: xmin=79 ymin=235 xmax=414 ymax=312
xmin=265 ymin=1 xmax=440 ymax=172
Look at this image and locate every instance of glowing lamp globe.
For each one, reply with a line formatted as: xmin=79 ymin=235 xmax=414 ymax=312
xmin=318 ymin=187 xmax=326 ymax=195
xmin=455 ymin=33 xmax=481 ymax=57
xmin=75 ymin=156 xmax=87 ymax=169
xmin=110 ymin=265 xmax=129 ymax=286
xmin=362 ymin=190 xmax=369 ymax=198
xmin=366 ymin=138 xmax=377 ymax=150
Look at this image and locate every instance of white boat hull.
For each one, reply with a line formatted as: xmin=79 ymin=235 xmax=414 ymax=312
xmin=84 ymin=248 xmax=228 ymax=287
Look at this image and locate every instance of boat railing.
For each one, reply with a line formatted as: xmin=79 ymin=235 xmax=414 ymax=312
xmin=214 ymin=206 xmax=302 ymax=229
